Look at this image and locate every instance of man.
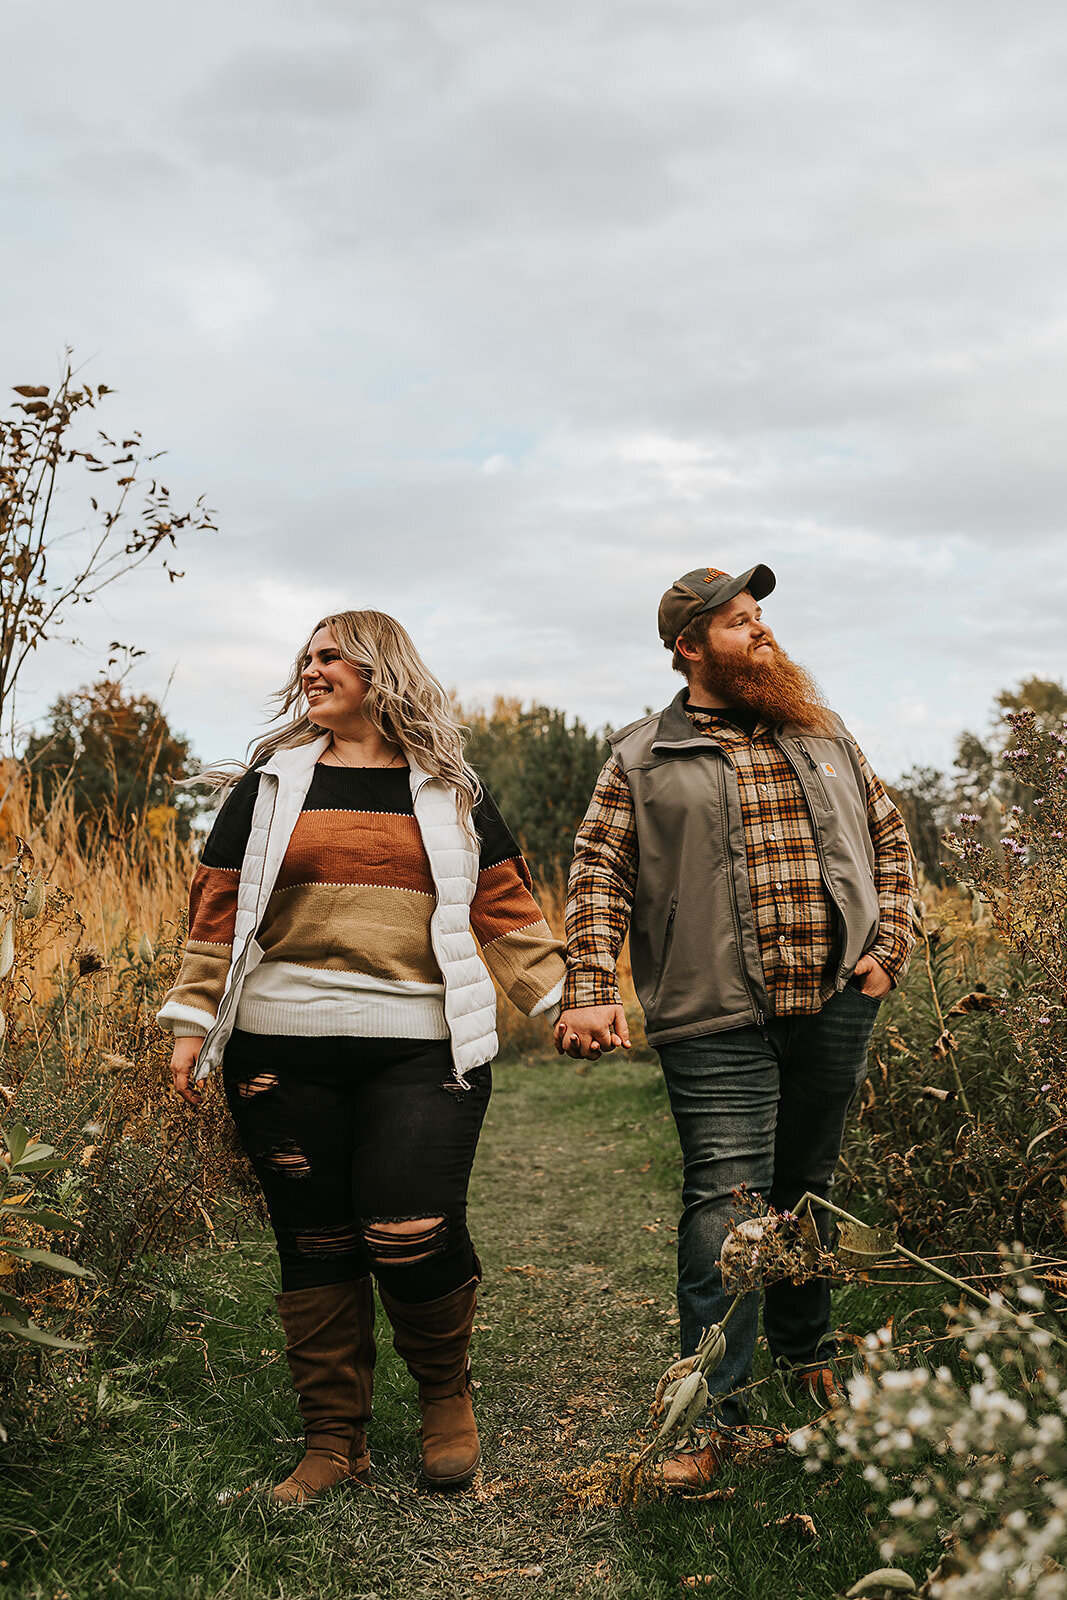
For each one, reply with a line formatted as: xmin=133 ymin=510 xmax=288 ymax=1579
xmin=555 ymin=563 xmax=914 ymax=1487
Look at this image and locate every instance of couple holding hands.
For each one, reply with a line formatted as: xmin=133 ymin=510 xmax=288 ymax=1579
xmin=162 ymin=561 xmax=913 ymax=1502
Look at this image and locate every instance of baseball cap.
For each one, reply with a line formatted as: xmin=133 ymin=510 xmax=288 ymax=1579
xmin=658 ymin=563 xmax=776 ymax=648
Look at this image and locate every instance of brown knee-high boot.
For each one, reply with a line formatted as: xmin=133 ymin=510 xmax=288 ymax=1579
xmin=379 ymin=1276 xmax=480 ymax=1490
xmin=271 ymin=1278 xmax=376 ymax=1506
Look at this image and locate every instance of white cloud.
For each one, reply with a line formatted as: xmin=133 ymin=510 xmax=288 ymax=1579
xmin=2 ymin=0 xmax=1066 ymax=787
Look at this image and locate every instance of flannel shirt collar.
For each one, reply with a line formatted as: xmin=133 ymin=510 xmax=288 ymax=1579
xmin=649 ymin=689 xmax=783 ymax=759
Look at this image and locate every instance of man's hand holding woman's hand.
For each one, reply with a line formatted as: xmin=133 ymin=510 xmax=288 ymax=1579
xmin=171 ymin=1036 xmax=206 ymax=1107
xmin=553 ymin=1005 xmax=631 ymax=1061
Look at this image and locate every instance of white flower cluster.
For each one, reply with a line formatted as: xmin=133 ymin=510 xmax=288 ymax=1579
xmin=792 ymin=1266 xmax=1067 ymax=1599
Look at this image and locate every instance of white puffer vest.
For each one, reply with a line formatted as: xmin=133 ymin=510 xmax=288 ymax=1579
xmin=189 ymin=737 xmax=497 ymax=1088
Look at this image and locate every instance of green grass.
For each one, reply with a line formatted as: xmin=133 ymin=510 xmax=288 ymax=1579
xmin=0 ymin=1056 xmax=944 ymax=1599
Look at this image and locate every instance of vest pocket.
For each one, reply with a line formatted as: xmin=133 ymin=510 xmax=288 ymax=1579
xmin=648 ymin=897 xmax=678 ymax=1008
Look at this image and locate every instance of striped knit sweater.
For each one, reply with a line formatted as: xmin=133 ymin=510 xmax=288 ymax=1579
xmin=160 ymin=764 xmax=565 ymax=1040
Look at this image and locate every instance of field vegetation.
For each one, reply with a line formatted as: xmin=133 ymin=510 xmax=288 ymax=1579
xmin=1 ymin=678 xmax=1066 ymax=1598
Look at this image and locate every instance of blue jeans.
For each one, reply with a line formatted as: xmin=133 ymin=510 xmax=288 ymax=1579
xmin=656 ymin=983 xmax=881 ymax=1425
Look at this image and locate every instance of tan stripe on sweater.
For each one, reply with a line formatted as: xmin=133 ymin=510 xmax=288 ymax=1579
xmin=258 ymin=881 xmax=443 ymax=985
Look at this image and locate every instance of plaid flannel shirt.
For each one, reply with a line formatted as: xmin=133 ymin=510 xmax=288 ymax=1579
xmin=563 ymin=707 xmax=915 ymax=1017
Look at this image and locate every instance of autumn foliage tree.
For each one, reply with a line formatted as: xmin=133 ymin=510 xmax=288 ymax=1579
xmin=23 ymin=678 xmax=197 ymax=842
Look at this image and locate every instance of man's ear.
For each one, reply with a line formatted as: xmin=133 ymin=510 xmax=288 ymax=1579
xmin=675 ymin=634 xmax=704 ymax=665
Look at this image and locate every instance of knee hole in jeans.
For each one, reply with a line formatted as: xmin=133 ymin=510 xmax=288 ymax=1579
xmin=235 ymin=1072 xmax=279 ymax=1099
xmin=363 ymin=1216 xmax=448 ymax=1266
xmin=258 ymin=1140 xmax=312 ymax=1179
xmin=294 ymin=1221 xmax=362 ymax=1257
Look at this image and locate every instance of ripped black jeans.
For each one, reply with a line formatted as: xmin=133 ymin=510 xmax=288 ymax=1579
xmin=222 ymin=1031 xmax=490 ymax=1303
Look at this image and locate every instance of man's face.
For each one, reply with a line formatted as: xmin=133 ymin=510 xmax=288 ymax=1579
xmin=704 ymin=591 xmax=776 ymax=666
xmin=681 ymin=591 xmax=778 ymax=698
xmin=676 ymin=587 xmax=831 ymax=729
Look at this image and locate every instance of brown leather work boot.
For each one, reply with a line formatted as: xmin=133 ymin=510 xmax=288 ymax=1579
xmin=271 ymin=1278 xmax=376 ymax=1506
xmin=380 ymin=1276 xmax=481 ymax=1491
xmin=655 ymin=1429 xmax=747 ymax=1492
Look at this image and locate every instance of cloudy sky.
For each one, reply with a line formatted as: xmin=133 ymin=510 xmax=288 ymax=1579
xmin=3 ymin=0 xmax=1066 ymax=782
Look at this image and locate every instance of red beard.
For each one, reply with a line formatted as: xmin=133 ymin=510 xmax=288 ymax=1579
xmin=697 ymin=639 xmax=835 ymax=734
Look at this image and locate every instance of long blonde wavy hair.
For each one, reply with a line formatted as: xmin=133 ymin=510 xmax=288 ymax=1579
xmin=203 ymin=611 xmax=480 ymax=828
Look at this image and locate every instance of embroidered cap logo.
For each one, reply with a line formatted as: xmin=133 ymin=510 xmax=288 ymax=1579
xmin=703 ymin=568 xmax=728 ymax=584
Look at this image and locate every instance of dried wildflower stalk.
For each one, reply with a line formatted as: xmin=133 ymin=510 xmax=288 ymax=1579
xmin=792 ymin=1190 xmax=1067 ymax=1356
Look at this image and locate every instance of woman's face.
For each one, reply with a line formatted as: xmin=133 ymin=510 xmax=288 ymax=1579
xmin=301 ymin=625 xmax=369 ymax=732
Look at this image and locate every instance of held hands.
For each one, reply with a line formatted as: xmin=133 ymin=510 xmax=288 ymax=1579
xmin=852 ymin=953 xmax=892 ymax=999
xmin=554 ymin=1005 xmax=631 ymax=1061
xmin=170 ymin=1036 xmax=206 ymax=1108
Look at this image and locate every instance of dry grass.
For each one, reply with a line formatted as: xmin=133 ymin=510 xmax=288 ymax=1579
xmin=0 ymin=760 xmax=194 ymax=1006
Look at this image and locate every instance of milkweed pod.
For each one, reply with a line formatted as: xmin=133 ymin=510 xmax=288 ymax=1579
xmin=137 ymin=933 xmax=154 ymax=966
xmin=0 ymin=920 xmax=14 ymax=981
xmin=696 ymin=1323 xmax=727 ymax=1377
xmin=656 ymin=1369 xmax=708 ymax=1442
xmin=846 ymin=1572 xmax=918 ymax=1597
xmin=21 ymin=875 xmax=44 ymax=920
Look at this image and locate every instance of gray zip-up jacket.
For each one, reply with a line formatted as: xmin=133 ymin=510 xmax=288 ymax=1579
xmin=610 ymin=694 xmax=896 ymax=1047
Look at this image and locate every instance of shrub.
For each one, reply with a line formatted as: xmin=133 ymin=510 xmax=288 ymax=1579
xmin=794 ymin=1253 xmax=1067 ymax=1599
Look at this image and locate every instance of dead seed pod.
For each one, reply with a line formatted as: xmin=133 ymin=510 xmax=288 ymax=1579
xmin=0 ymin=920 xmax=14 ymax=981
xmin=695 ymin=1321 xmax=727 ymax=1375
xmin=137 ymin=933 xmax=154 ymax=966
xmin=719 ymin=1216 xmax=776 ymax=1287
xmin=21 ymin=874 xmax=44 ymax=920
xmin=100 ymin=1052 xmax=135 ymax=1076
xmin=720 ymin=1211 xmax=823 ymax=1291
xmin=845 ymin=1571 xmax=918 ymax=1597
xmin=652 ymin=1356 xmax=700 ymax=1418
xmin=0 ymin=1005 xmax=6 ymax=1044
xmin=655 ymin=1368 xmax=709 ymax=1443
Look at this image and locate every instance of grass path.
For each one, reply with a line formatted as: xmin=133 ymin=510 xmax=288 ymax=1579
xmin=1 ymin=1056 xmax=921 ymax=1599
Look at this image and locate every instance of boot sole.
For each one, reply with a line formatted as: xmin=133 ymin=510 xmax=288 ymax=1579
xmin=419 ymin=1451 xmax=481 ymax=1492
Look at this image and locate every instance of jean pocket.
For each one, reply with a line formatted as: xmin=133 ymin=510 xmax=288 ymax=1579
xmin=846 ymin=979 xmax=883 ymax=1007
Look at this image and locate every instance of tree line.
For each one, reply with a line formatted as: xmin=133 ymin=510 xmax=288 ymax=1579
xmin=17 ymin=672 xmax=1067 ymax=888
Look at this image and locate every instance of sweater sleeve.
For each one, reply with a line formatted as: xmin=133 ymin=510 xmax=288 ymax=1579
xmin=468 ymin=788 xmax=566 ymax=1021
xmin=156 ymin=769 xmax=261 ymax=1035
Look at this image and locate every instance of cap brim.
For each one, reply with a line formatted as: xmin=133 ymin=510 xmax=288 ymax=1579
xmin=703 ymin=563 xmax=776 ymax=611
xmin=731 ymin=563 xmax=776 ymax=602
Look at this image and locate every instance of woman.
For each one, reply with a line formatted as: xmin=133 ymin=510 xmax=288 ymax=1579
xmin=161 ymin=610 xmax=565 ymax=1504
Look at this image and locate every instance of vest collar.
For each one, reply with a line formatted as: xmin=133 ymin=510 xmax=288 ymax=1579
xmin=261 ymin=734 xmax=332 ymax=781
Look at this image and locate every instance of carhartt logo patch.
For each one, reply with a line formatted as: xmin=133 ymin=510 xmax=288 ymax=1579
xmin=820 ymin=762 xmax=837 ymax=777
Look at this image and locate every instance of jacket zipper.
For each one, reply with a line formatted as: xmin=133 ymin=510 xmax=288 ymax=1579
xmin=717 ymin=759 xmax=765 ymax=1027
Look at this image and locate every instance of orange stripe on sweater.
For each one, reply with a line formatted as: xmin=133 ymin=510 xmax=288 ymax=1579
xmin=470 ymin=856 xmax=543 ymax=945
xmin=189 ymin=865 xmax=239 ymax=945
xmin=275 ymin=811 xmax=435 ymax=895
